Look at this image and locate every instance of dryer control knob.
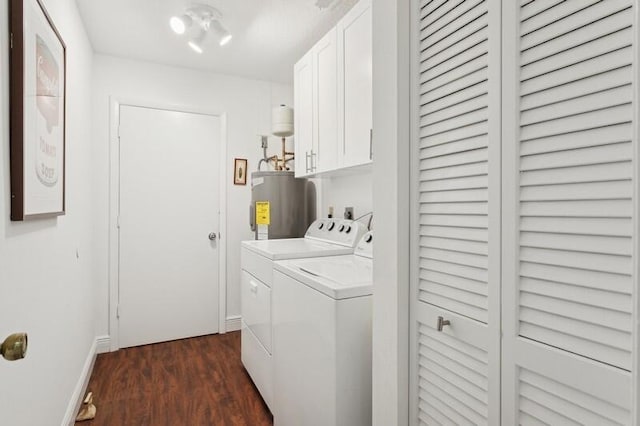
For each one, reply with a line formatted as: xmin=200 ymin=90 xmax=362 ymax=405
xmin=328 ymin=222 xmax=336 ymax=231
xmin=345 ymin=226 xmax=352 ymax=234
xmin=339 ymin=225 xmax=345 ymax=232
xmin=365 ymin=234 xmax=373 ymax=243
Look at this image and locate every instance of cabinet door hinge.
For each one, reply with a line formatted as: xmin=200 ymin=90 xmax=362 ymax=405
xmin=116 ymin=304 xmax=120 ymax=319
xmin=10 ymin=33 xmax=13 ymax=49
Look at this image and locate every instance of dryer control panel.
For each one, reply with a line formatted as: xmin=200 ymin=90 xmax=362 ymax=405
xmin=354 ymin=231 xmax=373 ymax=259
xmin=305 ymin=219 xmax=367 ymax=247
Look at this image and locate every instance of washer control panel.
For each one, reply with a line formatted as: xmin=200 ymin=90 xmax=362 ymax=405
xmin=305 ymin=219 xmax=367 ymax=247
xmin=354 ymin=231 xmax=373 ymax=259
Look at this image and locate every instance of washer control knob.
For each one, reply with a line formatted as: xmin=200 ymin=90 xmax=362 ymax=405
xmin=339 ymin=225 xmax=345 ymax=232
xmin=318 ymin=222 xmax=324 ymax=230
xmin=345 ymin=225 xmax=352 ymax=234
xmin=328 ymin=222 xmax=336 ymax=231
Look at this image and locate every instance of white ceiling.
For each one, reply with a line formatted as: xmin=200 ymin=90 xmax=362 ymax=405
xmin=75 ymin=0 xmax=358 ymax=84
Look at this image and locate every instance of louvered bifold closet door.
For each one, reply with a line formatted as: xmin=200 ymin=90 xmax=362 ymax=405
xmin=409 ymin=0 xmax=502 ymax=424
xmin=501 ymin=1 xmax=637 ymax=424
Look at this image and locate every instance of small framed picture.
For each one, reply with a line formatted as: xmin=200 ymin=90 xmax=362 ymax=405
xmin=234 ymin=158 xmax=248 ymax=185
xmin=9 ymin=0 xmax=67 ymax=220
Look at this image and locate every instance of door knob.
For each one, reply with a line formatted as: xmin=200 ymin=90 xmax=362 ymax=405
xmin=208 ymin=232 xmax=217 ymax=241
xmin=1 ymin=333 xmax=28 ymax=361
xmin=436 ymin=316 xmax=450 ymax=332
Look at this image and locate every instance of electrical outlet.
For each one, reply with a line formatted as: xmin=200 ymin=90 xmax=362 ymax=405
xmin=344 ymin=207 xmax=354 ymax=220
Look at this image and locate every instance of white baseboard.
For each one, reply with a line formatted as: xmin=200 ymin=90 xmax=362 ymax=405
xmin=225 ymin=315 xmax=242 ymax=332
xmin=62 ymin=337 xmax=98 ymax=426
xmin=96 ymin=335 xmax=111 ymax=354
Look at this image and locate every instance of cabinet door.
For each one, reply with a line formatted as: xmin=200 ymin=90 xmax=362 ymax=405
xmin=409 ymin=0 xmax=502 ymax=424
xmin=313 ymin=28 xmax=338 ymax=173
xmin=501 ymin=1 xmax=636 ymax=423
xmin=294 ymin=51 xmax=314 ymax=177
xmin=337 ymin=0 xmax=372 ymax=168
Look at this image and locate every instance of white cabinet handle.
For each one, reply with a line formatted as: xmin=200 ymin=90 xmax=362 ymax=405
xmin=250 ymin=281 xmax=259 ymax=294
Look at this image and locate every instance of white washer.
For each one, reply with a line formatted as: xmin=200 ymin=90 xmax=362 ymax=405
xmin=240 ymin=219 xmax=367 ymax=411
xmin=272 ymin=231 xmax=374 ymax=426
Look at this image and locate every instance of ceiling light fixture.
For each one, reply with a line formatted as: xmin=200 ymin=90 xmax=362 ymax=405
xmin=188 ymin=28 xmax=207 ymax=53
xmin=169 ymin=4 xmax=232 ymax=53
xmin=210 ymin=20 xmax=232 ymax=46
xmin=169 ymin=14 xmax=192 ymax=34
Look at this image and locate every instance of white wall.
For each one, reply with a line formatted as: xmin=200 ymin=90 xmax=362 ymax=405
xmin=319 ymin=172 xmax=373 ymax=223
xmin=371 ymin=0 xmax=410 ymax=425
xmin=0 ymin=0 xmax=95 ymax=424
xmin=91 ymin=54 xmax=292 ymax=339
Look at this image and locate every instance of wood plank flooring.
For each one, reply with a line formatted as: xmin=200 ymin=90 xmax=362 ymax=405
xmin=76 ymin=332 xmax=272 ymax=426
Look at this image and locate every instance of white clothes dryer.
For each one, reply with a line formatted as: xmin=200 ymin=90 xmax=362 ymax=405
xmin=272 ymin=231 xmax=374 ymax=426
xmin=240 ymin=219 xmax=367 ymax=411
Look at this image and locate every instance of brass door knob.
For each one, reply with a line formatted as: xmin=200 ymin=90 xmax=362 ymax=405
xmin=1 ymin=333 xmax=28 ymax=361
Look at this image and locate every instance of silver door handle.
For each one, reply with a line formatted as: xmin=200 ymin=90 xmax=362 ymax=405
xmin=437 ymin=316 xmax=450 ymax=332
xmin=305 ymin=151 xmax=311 ymax=173
xmin=208 ymin=232 xmax=217 ymax=241
xmin=311 ymin=150 xmax=317 ymax=171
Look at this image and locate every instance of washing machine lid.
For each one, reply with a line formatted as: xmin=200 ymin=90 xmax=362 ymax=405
xmin=274 ymin=255 xmax=373 ymax=299
xmin=241 ymin=238 xmax=355 ymax=260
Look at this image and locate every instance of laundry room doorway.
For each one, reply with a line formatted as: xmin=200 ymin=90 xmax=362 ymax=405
xmin=111 ymin=103 xmax=226 ymax=349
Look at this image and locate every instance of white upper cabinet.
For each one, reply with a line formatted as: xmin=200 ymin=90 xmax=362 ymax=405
xmin=337 ymin=0 xmax=372 ymax=168
xmin=293 ymin=0 xmax=372 ymax=177
xmin=313 ymin=28 xmax=339 ymax=174
xmin=294 ymin=51 xmax=314 ymax=177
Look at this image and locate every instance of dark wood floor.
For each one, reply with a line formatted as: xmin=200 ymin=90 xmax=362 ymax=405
xmin=76 ymin=332 xmax=272 ymax=426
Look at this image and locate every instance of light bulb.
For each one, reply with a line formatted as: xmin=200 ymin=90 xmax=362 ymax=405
xmin=210 ymin=20 xmax=232 ymax=46
xmin=219 ymin=34 xmax=232 ymax=46
xmin=188 ymin=28 xmax=207 ymax=53
xmin=170 ymin=14 xmax=192 ymax=34
xmin=188 ymin=41 xmax=203 ymax=53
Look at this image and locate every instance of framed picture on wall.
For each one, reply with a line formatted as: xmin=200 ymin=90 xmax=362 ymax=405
xmin=234 ymin=158 xmax=248 ymax=185
xmin=9 ymin=0 xmax=67 ymax=220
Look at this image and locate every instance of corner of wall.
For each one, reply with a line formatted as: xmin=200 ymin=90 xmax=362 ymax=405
xmin=61 ymin=338 xmax=98 ymax=426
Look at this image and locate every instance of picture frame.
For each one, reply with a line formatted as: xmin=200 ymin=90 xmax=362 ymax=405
xmin=234 ymin=158 xmax=248 ymax=185
xmin=9 ymin=0 xmax=67 ymax=220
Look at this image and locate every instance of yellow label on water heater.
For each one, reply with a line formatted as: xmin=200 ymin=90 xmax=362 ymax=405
xmin=256 ymin=201 xmax=270 ymax=225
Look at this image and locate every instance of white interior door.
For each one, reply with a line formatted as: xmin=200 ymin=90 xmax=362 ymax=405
xmin=411 ymin=1 xmax=639 ymax=424
xmin=409 ymin=0 xmax=502 ymax=423
xmin=501 ymin=1 xmax=636 ymax=423
xmin=118 ymin=105 xmax=220 ymax=348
